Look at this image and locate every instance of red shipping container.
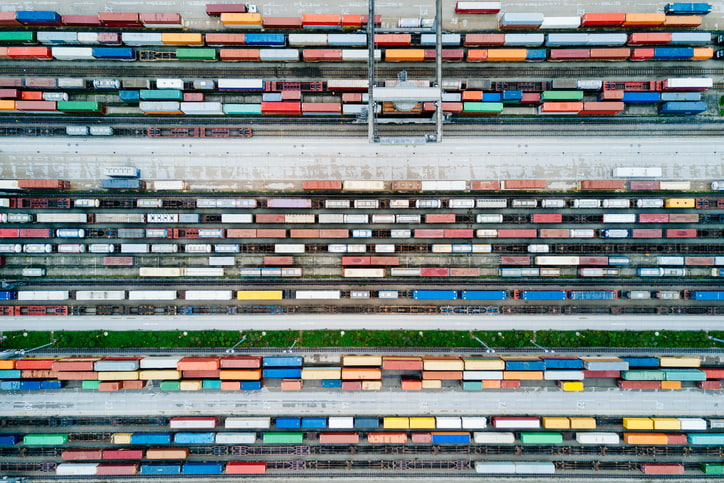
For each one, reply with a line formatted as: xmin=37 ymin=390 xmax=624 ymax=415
xmin=343 ymin=256 xmax=371 ymax=265
xmin=0 ymin=12 xmax=20 ymax=26
xmin=319 ymin=432 xmax=359 ymax=444
xmin=685 ymin=256 xmax=713 ymax=266
xmin=261 ymin=102 xmax=301 ymax=115
xmin=264 ymin=256 xmax=293 ymax=265
xmin=374 ymin=34 xmax=412 ymax=46
xmin=520 ymin=92 xmax=540 ymax=103
xmin=289 ymin=228 xmax=319 ymax=238
xmin=183 ymin=370 xmax=220 ymax=379
xmin=220 ymin=49 xmax=260 ymax=61
xmin=342 ymin=381 xmax=362 ymax=390
xmin=62 ymin=449 xmax=103 ymax=461
xmin=504 ymin=179 xmax=546 ymax=190
xmin=420 ymin=267 xmax=450 ymax=277
xmin=205 ymin=33 xmax=245 ymax=45
xmin=618 ymin=380 xmax=660 ymax=389
xmin=140 ymin=13 xmax=182 ymax=26
xmin=98 ymin=12 xmax=141 ymax=26
xmin=638 ymin=213 xmax=669 ymax=223
xmin=57 ymin=371 xmax=98 ymax=380
xmin=302 ymin=102 xmax=342 ymax=114
xmin=631 ymin=48 xmax=655 ymax=60
xmin=632 ymin=229 xmax=662 ymax=238
xmin=0 ymin=78 xmax=23 ymax=87
xmin=549 ymin=49 xmax=590 ymax=60
xmin=122 ymin=380 xmax=145 ymax=390
xmin=426 ymin=213 xmax=456 ymax=223
xmin=698 ymin=380 xmax=722 ymax=389
xmin=666 ymin=229 xmax=697 ymax=238
xmin=178 ymin=357 xmax=219 ymax=371
xmin=99 ymin=382 xmax=122 ymax=391
xmin=580 ymin=12 xmax=625 ymax=26
xmin=422 ymin=370 xmax=462 ymax=380
xmin=703 ymin=368 xmax=724 ymax=378
xmin=383 ymin=358 xmax=423 ymax=371
xmin=96 ymin=464 xmax=139 ymax=475
xmin=302 ymin=14 xmax=341 ymax=26
xmin=103 ymin=257 xmax=134 ymax=266
xmin=540 ymin=102 xmax=583 ymax=113
xmin=15 ymin=359 xmax=55 ymax=369
xmin=280 ymin=90 xmax=300 ymax=100
xmin=464 ymin=34 xmax=505 ymax=46
xmin=583 ymin=370 xmax=620 ymax=378
xmin=367 ymin=432 xmax=407 ymax=444
xmin=19 ymin=228 xmax=54 ymax=236
xmin=15 ymin=100 xmax=55 ymax=111
xmin=183 ymin=92 xmax=204 ymax=102
xmin=581 ymin=101 xmax=625 ymax=115
xmin=501 ymin=256 xmax=530 ymax=266
xmin=669 ymin=213 xmax=698 ymax=223
xmin=7 ymin=47 xmax=52 ymax=59
xmin=226 ymin=228 xmax=256 ymax=238
xmin=303 ymin=49 xmax=343 ymax=62
xmin=320 ymin=229 xmax=348 ymax=238
xmin=97 ymin=32 xmax=121 ymax=45
xmin=628 ymin=33 xmax=672 ymax=45
xmin=500 ymin=380 xmax=521 ymax=389
xmin=450 ymin=268 xmax=480 ymax=277
xmin=539 ymin=229 xmax=570 ymax=238
xmin=207 ymin=4 xmax=247 ymax=15
xmin=341 ymin=15 xmax=364 ymax=27
xmin=414 ymin=229 xmax=445 ymax=238
xmin=533 ymin=214 xmax=562 ymax=223
xmin=433 ymin=101 xmax=463 ymax=113
xmin=263 ymin=17 xmax=303 ymax=28
xmin=302 ymin=180 xmax=342 ymax=190
xmin=17 ymin=179 xmax=69 ymax=189
xmin=589 ymin=48 xmax=630 ymax=60
xmin=220 ymin=356 xmax=261 ymax=369
xmin=256 ymin=228 xmax=286 ymax=238
xmin=442 ymin=49 xmax=465 ymax=61
xmin=445 ymin=227 xmax=473 ymax=237
xmin=61 ymin=15 xmax=101 ymax=26
xmin=53 ymin=360 xmax=96 ymax=372
xmin=21 ymin=91 xmax=43 ymax=101
xmin=411 ymin=432 xmax=432 ymax=443
xmin=641 ymin=464 xmax=684 ymax=475
xmin=256 ymin=214 xmax=286 ymax=223
xmin=226 ymin=462 xmax=267 ymax=475
xmin=342 ymin=93 xmax=362 ymax=103
xmin=102 ymin=449 xmax=144 ymax=460
xmin=600 ymin=90 xmax=625 ymax=101
xmin=666 ymin=434 xmax=687 ymax=445
xmin=497 ymin=229 xmax=537 ymax=238
xmin=579 ymin=256 xmax=608 ymax=265
xmin=471 ymin=180 xmax=501 ymax=191
xmin=580 ymin=180 xmax=626 ymax=190
xmin=630 ymin=181 xmax=660 ymax=190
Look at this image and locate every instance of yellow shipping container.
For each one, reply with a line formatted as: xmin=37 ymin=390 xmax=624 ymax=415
xmin=658 ymin=356 xmax=700 ymax=368
xmin=0 ymin=100 xmax=16 ymax=111
xmin=343 ymin=355 xmax=382 ymax=366
xmin=220 ymin=13 xmax=263 ymax=25
xmin=623 ymin=13 xmax=665 ymax=26
xmin=503 ymin=371 xmax=544 ymax=380
xmin=0 ymin=359 xmax=16 ymax=369
xmin=664 ymin=198 xmax=695 ymax=209
xmin=111 ymin=433 xmax=132 ymax=444
xmin=361 ymin=380 xmax=382 ymax=391
xmin=623 ymin=417 xmax=653 ymax=430
xmin=97 ymin=371 xmax=139 ymax=381
xmin=236 ymin=290 xmax=283 ymax=300
xmin=138 ymin=370 xmax=182 ymax=380
xmin=661 ymin=380 xmax=682 ymax=390
xmin=653 ymin=418 xmax=681 ymax=430
xmin=542 ymin=417 xmax=570 ymax=429
xmin=423 ymin=358 xmax=464 ymax=371
xmin=422 ymin=379 xmax=442 ymax=389
xmin=161 ymin=33 xmax=204 ymax=45
xmin=463 ymin=358 xmax=505 ymax=370
xmin=341 ymin=368 xmax=382 ymax=380
xmin=383 ymin=417 xmax=410 ymax=429
xmin=180 ymin=380 xmax=203 ymax=391
xmin=301 ymin=368 xmax=341 ymax=380
xmin=219 ymin=369 xmax=262 ymax=380
xmin=570 ymin=417 xmax=596 ymax=429
xmin=409 ymin=417 xmax=436 ymax=429
xmin=486 ymin=49 xmax=528 ymax=61
xmin=560 ymin=381 xmax=583 ymax=392
xmin=692 ymin=48 xmax=713 ymax=60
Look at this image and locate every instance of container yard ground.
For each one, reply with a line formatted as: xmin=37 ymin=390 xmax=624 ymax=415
xmin=17 ymin=479 xmax=715 ymax=483
xmin=1 ymin=136 xmax=722 ymax=189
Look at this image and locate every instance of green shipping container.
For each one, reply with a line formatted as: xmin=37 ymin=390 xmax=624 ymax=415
xmin=688 ymin=433 xmax=724 ymax=445
xmin=223 ymin=103 xmax=262 ymax=115
xmin=140 ymin=90 xmax=183 ymax=101
xmin=176 ymin=48 xmax=217 ymax=61
xmin=262 ymin=432 xmax=304 ymax=444
xmin=24 ymin=434 xmax=69 ymax=445
xmin=0 ymin=32 xmax=35 ymax=43
xmin=81 ymin=380 xmax=100 ymax=390
xmin=702 ymin=464 xmax=724 ymax=475
xmin=57 ymin=101 xmax=102 ymax=112
xmin=463 ymin=381 xmax=482 ymax=391
xmin=520 ymin=432 xmax=563 ymax=444
xmin=621 ymin=370 xmax=665 ymax=381
xmin=663 ymin=369 xmax=706 ymax=381
xmin=462 ymin=102 xmax=504 ymax=114
xmin=202 ymin=380 xmax=222 ymax=389
xmin=160 ymin=380 xmax=180 ymax=391
xmin=541 ymin=90 xmax=584 ymax=102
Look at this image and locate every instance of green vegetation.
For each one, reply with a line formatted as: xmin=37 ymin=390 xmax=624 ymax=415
xmin=2 ymin=329 xmax=723 ymax=350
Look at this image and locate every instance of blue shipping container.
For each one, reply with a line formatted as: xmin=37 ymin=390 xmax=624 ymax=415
xmin=131 ymin=433 xmax=171 ymax=445
xmin=621 ymin=357 xmax=660 ymax=368
xmin=16 ymin=11 xmax=61 ymax=24
xmin=659 ymin=101 xmax=707 ymax=115
xmin=241 ymin=380 xmax=262 ymax=390
xmin=92 ymin=47 xmax=136 ymax=60
xmin=119 ymin=91 xmax=140 ymax=102
xmin=622 ymin=92 xmax=661 ymax=103
xmin=0 ymin=434 xmax=20 ymax=445
xmin=502 ymin=90 xmax=523 ymax=102
xmin=0 ymin=381 xmax=21 ymax=390
xmin=40 ymin=380 xmax=63 ymax=389
xmin=432 ymin=433 xmax=471 ymax=444
xmin=276 ymin=417 xmax=301 ymax=429
xmin=670 ymin=32 xmax=711 ymax=45
xmin=140 ymin=464 xmax=181 ymax=475
xmin=263 ymin=368 xmax=302 ymax=378
xmin=461 ymin=290 xmax=506 ymax=300
xmin=541 ymin=358 xmax=583 ymax=369
xmin=328 ymin=34 xmax=367 ymax=46
xmin=654 ymin=47 xmax=694 ymax=60
xmin=100 ymin=179 xmax=143 ymax=189
xmin=245 ymin=34 xmax=286 ymax=46
xmin=568 ymin=290 xmax=617 ymax=300
xmin=526 ymin=49 xmax=547 ymax=61
xmin=483 ymin=93 xmax=501 ymax=102
xmin=412 ymin=290 xmax=458 ymax=300
xmin=660 ymin=92 xmax=701 ymax=102
xmin=302 ymin=417 xmax=327 ymax=429
xmin=664 ymin=3 xmax=712 ymax=14
xmin=20 ymin=381 xmax=41 ymax=390
xmin=182 ymin=462 xmax=224 ymax=475
xmin=173 ymin=432 xmax=215 ymax=444
xmin=0 ymin=291 xmax=16 ymax=300
xmin=691 ymin=291 xmax=724 ymax=301
xmin=354 ymin=417 xmax=380 ymax=429
xmin=322 ymin=379 xmax=342 ymax=388
xmin=262 ymin=356 xmax=304 ymax=367
xmin=505 ymin=360 xmax=545 ymax=371
xmin=518 ymin=290 xmax=567 ymax=301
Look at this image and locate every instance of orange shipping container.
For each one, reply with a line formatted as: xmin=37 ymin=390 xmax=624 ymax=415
xmin=219 ymin=369 xmax=262 ymax=380
xmin=177 ymin=357 xmax=219 ymax=371
xmin=426 ymin=213 xmax=456 ymax=223
xmin=99 ymin=382 xmax=122 ymax=391
xmin=385 ymin=49 xmax=424 ymax=61
xmin=483 ymin=380 xmax=502 ymax=389
xmin=450 ymin=268 xmax=480 ymax=277
xmin=319 ymin=229 xmax=349 ymax=238
xmin=257 ymin=228 xmax=286 ymax=238
xmin=581 ymin=102 xmax=625 ymax=115
xmin=146 ymin=449 xmax=189 ymax=459
xmin=401 ymin=378 xmax=422 ymax=391
xmin=692 ymin=48 xmax=713 ymax=60
xmin=58 ymin=371 xmax=98 ymax=380
xmin=7 ymin=47 xmax=52 ymax=59
xmin=589 ymin=48 xmax=630 ymax=60
xmin=464 ymin=34 xmax=505 ymax=46
xmin=663 ymin=16 xmax=702 ymax=27
xmin=628 ymin=33 xmax=672 ymax=45
xmin=264 ymin=256 xmax=293 ymax=265
xmin=290 ymin=229 xmax=320 ymax=238
xmin=503 ymin=179 xmax=546 ymax=189
xmin=367 ymin=432 xmax=407 ymax=444
xmin=161 ymin=33 xmax=203 ymax=45
xmin=263 ymin=17 xmax=303 ymax=28
xmin=462 ymin=91 xmax=483 ymax=101
xmin=466 ymin=49 xmax=488 ymax=61
xmin=0 ymin=360 xmax=15 ymax=369
xmin=281 ymin=379 xmax=302 ymax=390
xmin=623 ymin=433 xmax=669 ymax=445
xmin=623 ymin=13 xmax=665 ymax=26
xmin=221 ymin=381 xmax=241 ymax=391
xmin=486 ymin=49 xmax=527 ymax=61
xmin=471 ymin=181 xmax=501 ymax=190
xmin=383 ymin=357 xmax=423 ymax=371
xmin=221 ymin=13 xmax=263 ymax=25
xmin=540 ymin=102 xmax=583 ymax=113
xmin=205 ymin=33 xmax=246 ymax=45
xmin=220 ymin=49 xmax=260 ymax=61
xmin=301 ymin=14 xmax=341 ymax=26
xmin=391 ymin=180 xmax=422 ymax=191
xmin=22 ymin=369 xmax=56 ymax=378
xmin=661 ymin=380 xmax=681 ymax=390
xmin=226 ymin=228 xmax=256 ymax=238
xmin=341 ymin=368 xmax=382 ymax=380
xmin=503 ymin=371 xmax=544 ymax=380
xmin=122 ymin=380 xmax=145 ymax=390
xmin=374 ymin=34 xmax=411 ymax=46
xmin=422 ymin=370 xmax=462 ymax=380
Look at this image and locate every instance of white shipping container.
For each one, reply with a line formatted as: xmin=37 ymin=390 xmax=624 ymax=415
xmin=214 ymin=244 xmax=240 ymax=253
xmin=602 ymin=214 xmax=636 ymax=223
xmin=390 ymin=229 xmax=411 ymax=238
xmin=657 ymin=256 xmax=685 ymax=265
xmin=463 ymin=371 xmax=503 ymax=380
xmin=389 ymin=200 xmax=410 ymax=208
xmin=36 ymin=213 xmax=87 ymax=223
xmin=217 ymin=79 xmax=265 ymax=91
xmin=416 ymin=199 xmax=441 ymax=208
xmin=390 ymin=267 xmax=421 ymax=276
xmin=156 ymin=78 xmax=184 ymax=89
xmin=539 ymin=16 xmax=581 ymax=29
xmin=679 ymin=418 xmax=707 ymax=431
xmin=225 ymin=417 xmax=271 ymax=429
xmin=515 ymin=463 xmax=555 ymax=474
xmin=184 ymin=267 xmax=224 ymax=277
xmin=288 ymin=33 xmax=328 ymax=46
xmin=543 ymin=370 xmax=585 ymax=380
xmin=121 ymin=244 xmax=149 ymax=254
xmin=628 ymin=290 xmax=651 ymax=300
xmin=325 ymin=200 xmax=350 ymax=209
xmin=448 ymin=198 xmax=475 ymax=208
xmin=378 ymin=290 xmax=398 ymax=299
xmin=396 ymin=214 xmax=421 ymax=223
xmin=432 ymin=244 xmax=452 ymax=253
xmin=51 ymin=47 xmax=93 ymax=60
xmin=372 ymin=214 xmax=395 ymax=223
xmin=473 ymin=433 xmax=515 ymax=445
xmin=436 ymin=417 xmax=462 ymax=429
xmin=281 ymin=267 xmax=302 ymax=277
xmin=181 ymin=102 xmax=224 ymax=115
xmin=147 ymin=213 xmax=179 ymax=223
xmin=184 ymin=290 xmax=233 ymax=301
xmin=57 ymin=244 xmax=85 ymax=253
xmin=602 ymin=199 xmax=630 ymax=208
xmin=541 ymin=199 xmax=566 ymax=208
xmin=152 ymin=180 xmax=187 ymax=191
xmin=56 ymin=464 xmax=98 ymax=476
xmin=329 ymin=417 xmax=354 ymax=429
xmin=570 ymin=229 xmax=595 ymax=238
xmin=572 ymin=199 xmax=600 ymax=208
xmin=494 ymin=418 xmax=540 ymax=429
xmin=659 ymin=181 xmax=690 ymax=190
xmin=151 ymin=244 xmax=178 ymax=253
xmin=77 ymin=32 xmax=98 ymax=44
xmin=613 ymin=167 xmax=662 ymax=178
xmin=375 ymin=244 xmax=395 ymax=253
xmin=17 ymin=290 xmax=69 ymax=301
xmin=209 ymin=256 xmax=235 ymax=265
xmin=215 ymin=432 xmax=256 ymax=444
xmin=139 ymin=356 xmax=182 ymax=368
xmin=184 ymin=244 xmax=212 ymax=253
xmin=342 ymin=180 xmax=385 ymax=191
xmin=476 ymin=198 xmax=507 ymax=208
xmin=353 ymin=199 xmax=378 ymax=209
xmin=462 ymin=417 xmax=487 ymax=429
xmin=122 ymin=32 xmax=164 ymax=46
xmin=295 ymin=290 xmax=341 ymax=300
xmin=259 ymin=49 xmax=299 ymax=61
xmin=75 ymin=290 xmax=125 ymax=301
xmin=345 ymin=214 xmax=369 ymax=223
xmin=420 ymin=180 xmax=466 ymax=191
xmin=88 ymin=244 xmax=115 ymax=254
xmin=275 ymin=244 xmax=305 ymax=253
xmin=318 ymin=213 xmax=345 ymax=223
xmin=575 ymin=432 xmax=620 ymax=445
xmin=341 ymin=50 xmax=382 ymax=62
xmin=476 ymin=214 xmax=503 ymax=223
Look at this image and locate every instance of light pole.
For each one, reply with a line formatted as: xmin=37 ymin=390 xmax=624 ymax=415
xmin=284 ymin=339 xmax=298 ymax=354
xmin=472 ymin=335 xmax=495 ymax=353
xmin=226 ymin=335 xmax=247 ymax=354
xmin=707 ymin=336 xmax=724 ymax=344
xmin=530 ymin=340 xmax=554 ymax=353
xmin=0 ymin=341 xmax=55 ymax=359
